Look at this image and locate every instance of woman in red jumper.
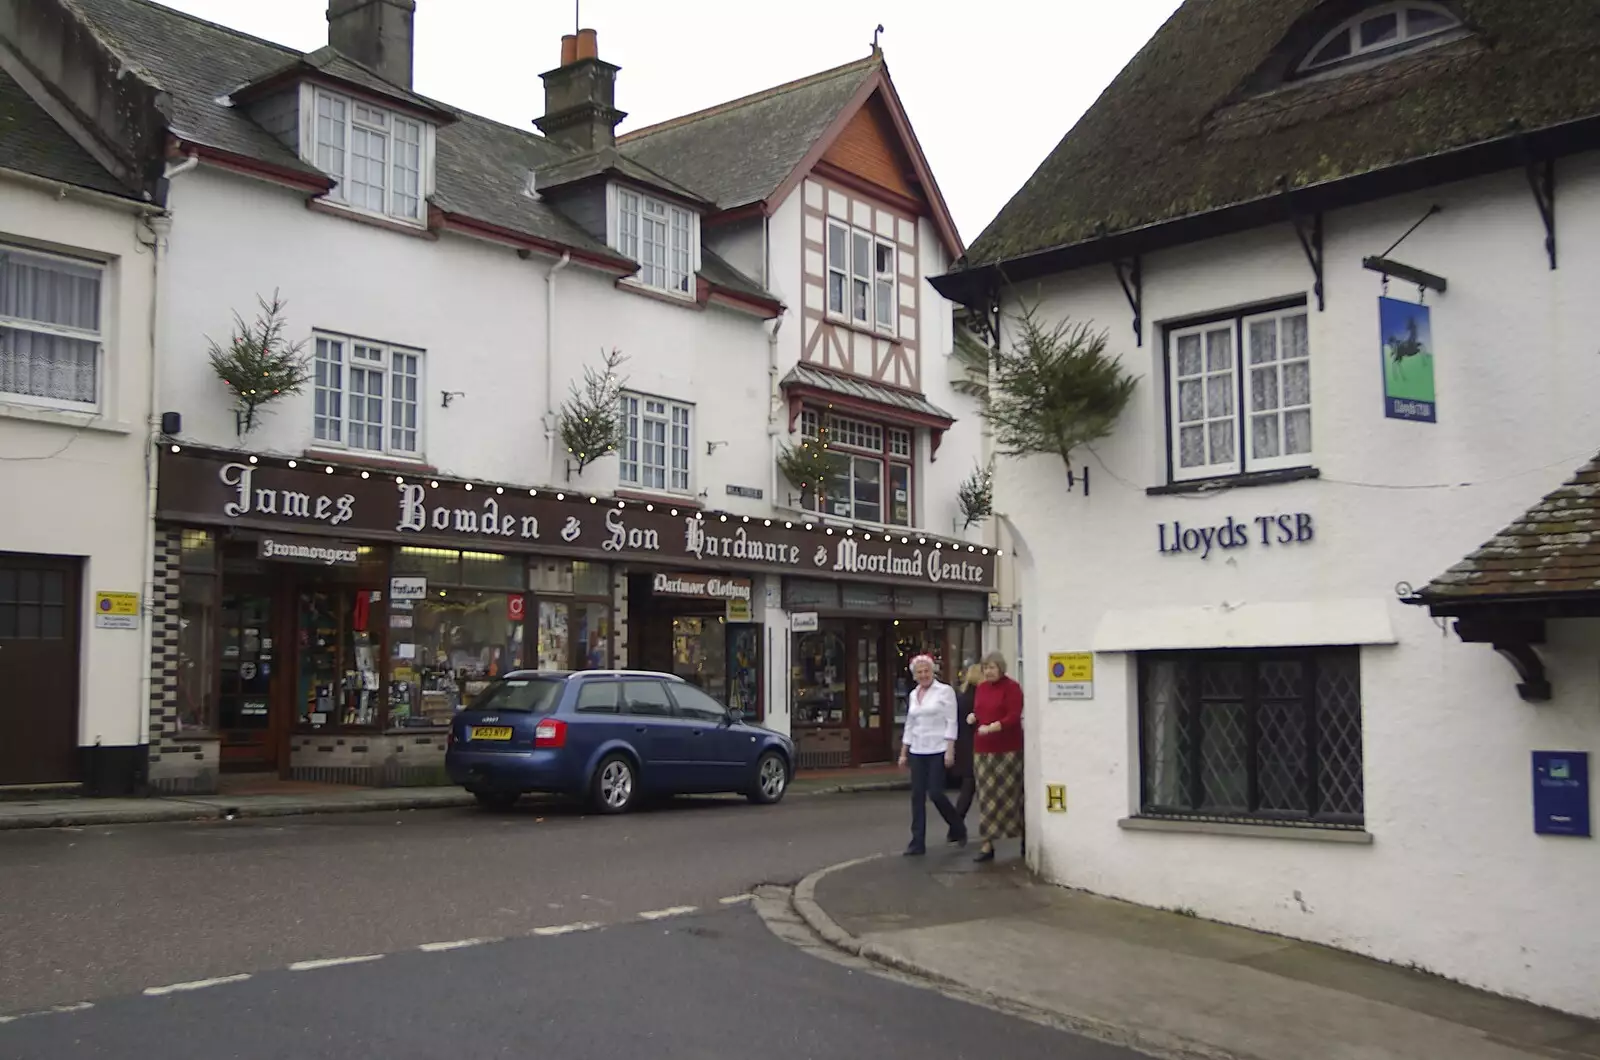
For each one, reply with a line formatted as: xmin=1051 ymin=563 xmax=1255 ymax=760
xmin=967 ymin=651 xmax=1024 ymax=863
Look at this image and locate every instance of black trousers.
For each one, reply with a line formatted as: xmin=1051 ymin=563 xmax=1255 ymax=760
xmin=907 ymin=752 xmax=963 ymax=851
xmin=954 ymin=766 xmax=976 ymax=820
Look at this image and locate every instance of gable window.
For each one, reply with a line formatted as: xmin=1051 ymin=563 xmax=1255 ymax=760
xmin=801 ymin=409 xmax=913 ymax=526
xmin=1167 ymin=304 xmax=1310 ymax=482
xmin=1299 ymin=3 xmax=1462 ymax=74
xmin=619 ymin=393 xmax=692 ymax=492
xmin=1139 ymin=648 xmax=1364 ymax=827
xmin=827 ymin=222 xmax=897 ymax=335
xmin=614 ymin=189 xmax=696 ymax=296
xmin=0 ymin=245 xmax=101 ymax=412
xmin=313 ymin=89 xmax=428 ymax=224
xmin=312 ymin=333 xmax=423 ymax=457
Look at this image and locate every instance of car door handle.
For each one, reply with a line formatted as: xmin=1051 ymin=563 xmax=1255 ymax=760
xmin=635 ymin=726 xmax=648 ymax=734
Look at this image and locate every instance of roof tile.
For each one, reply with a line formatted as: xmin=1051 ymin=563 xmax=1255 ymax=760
xmin=1421 ymin=451 xmax=1600 ymax=602
xmin=0 ymin=67 xmax=132 ymax=197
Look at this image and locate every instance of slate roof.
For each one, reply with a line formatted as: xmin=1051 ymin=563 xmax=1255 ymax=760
xmin=60 ymin=0 xmax=638 ymax=263
xmin=236 ymin=46 xmax=455 ymax=121
xmin=955 ymin=0 xmax=1600 ymax=274
xmin=0 ymin=67 xmax=131 ymax=198
xmin=617 ymin=56 xmax=879 ymax=210
xmin=780 ymin=362 xmax=954 ymax=423
xmin=535 ymin=146 xmax=710 ymax=206
xmin=1419 ymin=452 xmax=1600 ymax=605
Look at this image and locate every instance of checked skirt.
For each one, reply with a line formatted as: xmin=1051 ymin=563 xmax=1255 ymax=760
xmin=974 ymin=750 xmax=1024 ymax=842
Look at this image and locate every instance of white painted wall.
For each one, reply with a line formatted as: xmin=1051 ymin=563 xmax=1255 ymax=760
xmin=1004 ymin=155 xmax=1600 ymax=1018
xmin=0 ymin=177 xmax=156 ymax=752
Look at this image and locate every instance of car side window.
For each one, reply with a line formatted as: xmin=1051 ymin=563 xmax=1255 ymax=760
xmin=668 ymin=683 xmax=728 ymax=724
xmin=620 ymin=680 xmax=673 ymax=717
xmin=575 ymin=680 xmax=619 ymax=714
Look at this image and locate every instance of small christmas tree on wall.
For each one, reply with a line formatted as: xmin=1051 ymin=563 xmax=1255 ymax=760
xmin=207 ymin=290 xmax=310 ymax=436
xmin=777 ymin=417 xmax=846 ymax=508
xmin=560 ymin=347 xmax=628 ymax=476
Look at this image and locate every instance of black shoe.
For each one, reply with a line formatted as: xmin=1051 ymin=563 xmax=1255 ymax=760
xmin=945 ymin=831 xmax=968 ymax=847
xmin=903 ymin=845 xmax=926 ymax=857
xmin=974 ymin=846 xmax=995 ymax=863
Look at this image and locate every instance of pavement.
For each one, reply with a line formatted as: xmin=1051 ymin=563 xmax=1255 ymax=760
xmin=791 ymin=844 xmax=1600 ymax=1060
xmin=0 ymin=764 xmax=907 ymax=831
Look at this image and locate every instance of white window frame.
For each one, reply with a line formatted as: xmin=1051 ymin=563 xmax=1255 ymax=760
xmin=799 ymin=409 xmax=913 ymax=527
xmin=1166 ymin=303 xmax=1312 ymax=483
xmin=826 ymin=222 xmax=897 ymax=336
xmin=0 ymin=243 xmax=104 ymax=414
xmin=1243 ymin=307 xmax=1313 ymax=474
xmin=609 ymin=185 xmax=699 ymax=297
xmin=311 ymin=332 xmax=425 ymax=458
xmin=1298 ymin=2 xmax=1462 ymax=75
xmin=619 ymin=392 xmax=693 ymax=493
xmin=307 ymin=87 xmax=431 ymax=227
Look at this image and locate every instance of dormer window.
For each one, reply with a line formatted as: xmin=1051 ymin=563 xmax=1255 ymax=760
xmin=1298 ymin=2 xmax=1462 ymax=75
xmin=309 ymin=87 xmax=432 ymax=225
xmin=610 ymin=186 xmax=698 ymax=297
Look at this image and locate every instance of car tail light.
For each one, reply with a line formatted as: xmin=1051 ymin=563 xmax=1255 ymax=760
xmin=534 ymin=718 xmax=567 ymax=748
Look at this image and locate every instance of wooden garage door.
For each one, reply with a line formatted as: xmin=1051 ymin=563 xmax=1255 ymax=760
xmin=0 ymin=554 xmax=81 ymax=786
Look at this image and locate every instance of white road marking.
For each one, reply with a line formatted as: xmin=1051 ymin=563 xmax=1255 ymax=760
xmin=0 ymin=1002 xmax=94 ymax=1024
xmin=143 ymin=974 xmax=252 ymax=996
xmin=531 ymin=921 xmax=602 ymax=937
xmin=638 ymin=906 xmax=698 ymax=921
xmin=288 ymin=954 xmax=385 ymax=972
xmin=719 ymin=894 xmax=755 ymax=905
xmin=418 ymin=938 xmax=499 ymax=953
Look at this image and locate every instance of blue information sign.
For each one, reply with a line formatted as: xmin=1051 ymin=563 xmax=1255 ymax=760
xmin=1532 ymin=751 xmax=1590 ymax=837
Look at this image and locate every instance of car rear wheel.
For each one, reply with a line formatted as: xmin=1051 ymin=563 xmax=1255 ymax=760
xmin=747 ymin=752 xmax=788 ymax=805
xmin=473 ymin=790 xmax=519 ymax=811
xmin=590 ymin=754 xmax=638 ymax=815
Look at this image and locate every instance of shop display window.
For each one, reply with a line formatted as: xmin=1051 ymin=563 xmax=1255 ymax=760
xmin=728 ymin=624 xmax=762 ymax=719
xmin=176 ymin=530 xmax=218 ymax=731
xmin=297 ymin=588 xmax=384 ymax=728
xmin=671 ymin=616 xmax=728 ymax=699
xmin=792 ymin=624 xmax=848 ymax=727
xmin=391 ymin=589 xmax=524 ymax=726
xmin=529 ymin=559 xmax=613 ymax=671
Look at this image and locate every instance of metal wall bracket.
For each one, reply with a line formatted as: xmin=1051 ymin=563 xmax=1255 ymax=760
xmin=1291 ymin=211 xmax=1325 ymax=311
xmin=1113 ymin=257 xmax=1143 ymax=347
xmin=1454 ymin=618 xmax=1551 ymax=702
xmin=1064 ymin=464 xmax=1090 ymax=497
xmin=1362 ymin=256 xmax=1447 ymax=294
xmin=1526 ymin=157 xmax=1556 ymax=270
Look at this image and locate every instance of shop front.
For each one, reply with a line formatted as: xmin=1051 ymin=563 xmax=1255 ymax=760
xmin=149 ymin=445 xmax=995 ymax=791
xmin=786 ymin=578 xmax=987 ymax=768
xmin=628 ymin=571 xmax=764 ymax=719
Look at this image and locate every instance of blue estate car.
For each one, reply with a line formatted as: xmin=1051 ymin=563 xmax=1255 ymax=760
xmin=445 ymin=669 xmax=794 ymax=814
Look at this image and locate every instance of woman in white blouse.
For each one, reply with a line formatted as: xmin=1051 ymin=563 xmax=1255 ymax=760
xmin=897 ymin=654 xmax=966 ymax=855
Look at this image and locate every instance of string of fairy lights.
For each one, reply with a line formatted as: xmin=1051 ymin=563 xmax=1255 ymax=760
xmin=166 ymin=444 xmax=1004 ymax=559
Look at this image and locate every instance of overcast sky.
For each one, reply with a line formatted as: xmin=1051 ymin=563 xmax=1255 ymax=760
xmin=151 ymin=0 xmax=1181 ymax=244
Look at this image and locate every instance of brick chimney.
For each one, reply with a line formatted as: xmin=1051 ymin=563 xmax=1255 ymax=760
xmin=327 ymin=0 xmax=416 ymax=89
xmin=535 ymin=28 xmax=626 ymax=152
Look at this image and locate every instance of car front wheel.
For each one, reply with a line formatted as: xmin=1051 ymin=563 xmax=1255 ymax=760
xmin=590 ymin=753 xmax=638 ymax=815
xmin=747 ymin=752 xmax=788 ymax=805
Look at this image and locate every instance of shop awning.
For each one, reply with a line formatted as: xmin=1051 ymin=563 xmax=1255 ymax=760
xmin=1409 ymin=449 xmax=1600 ymax=700
xmin=780 ymin=363 xmax=957 ymax=458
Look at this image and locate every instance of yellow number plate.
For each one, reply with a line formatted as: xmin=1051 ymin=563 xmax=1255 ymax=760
xmin=470 ymin=726 xmax=513 ymax=741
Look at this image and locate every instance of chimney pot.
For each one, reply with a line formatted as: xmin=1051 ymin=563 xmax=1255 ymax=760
xmin=575 ymin=28 xmax=598 ymax=60
xmin=560 ymin=33 xmax=578 ymax=66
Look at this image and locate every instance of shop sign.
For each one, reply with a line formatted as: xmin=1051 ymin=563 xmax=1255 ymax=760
xmin=1158 ymin=513 xmax=1315 ymax=560
xmin=1533 ymin=751 xmax=1590 ymax=837
xmin=389 ymin=576 xmax=428 ymax=601
xmin=157 ymin=449 xmax=997 ymax=589
xmin=1048 ymin=652 xmax=1093 ymax=700
xmin=507 ymin=595 xmax=526 ymax=622
xmin=651 ymin=572 xmax=753 ymax=602
xmin=1046 ymin=784 xmax=1067 ymax=812
xmin=988 ymin=607 xmax=1014 ymax=626
xmin=93 ymin=590 xmax=140 ymax=630
xmin=791 ymin=611 xmax=820 ymax=632
xmin=258 ymin=533 xmax=360 ymax=567
xmin=726 ymin=597 xmax=753 ymax=623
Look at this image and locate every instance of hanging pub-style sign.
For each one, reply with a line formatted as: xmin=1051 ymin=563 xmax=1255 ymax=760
xmin=1379 ymin=296 xmax=1436 ymax=423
